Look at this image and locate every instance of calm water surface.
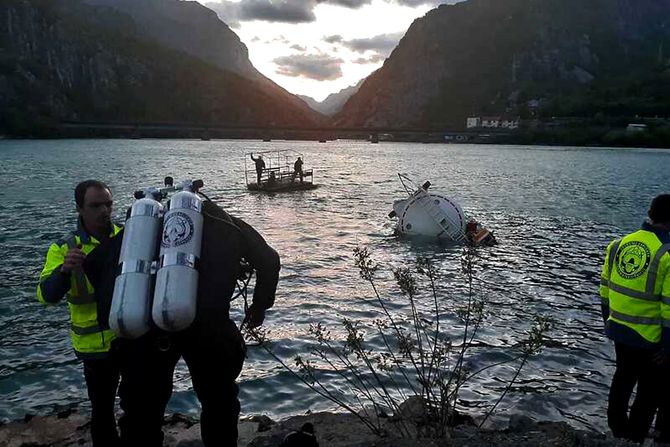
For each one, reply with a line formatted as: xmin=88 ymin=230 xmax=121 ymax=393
xmin=1 ymin=139 xmax=668 ymax=432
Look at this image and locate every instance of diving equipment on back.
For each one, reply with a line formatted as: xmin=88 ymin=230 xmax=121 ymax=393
xmin=152 ymin=186 xmax=204 ymax=332
xmin=109 ymin=196 xmax=163 ymax=338
xmin=109 ymin=177 xmax=205 ymax=337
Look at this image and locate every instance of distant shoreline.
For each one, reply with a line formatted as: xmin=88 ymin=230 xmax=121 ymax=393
xmin=2 ymin=123 xmax=669 ymax=149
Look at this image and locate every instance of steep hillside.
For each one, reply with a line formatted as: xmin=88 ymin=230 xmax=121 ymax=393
xmin=0 ymin=0 xmax=322 ymax=135
xmin=300 ymin=80 xmax=363 ymax=116
xmin=334 ymin=0 xmax=670 ymax=129
xmin=81 ymin=0 xmax=319 ymax=125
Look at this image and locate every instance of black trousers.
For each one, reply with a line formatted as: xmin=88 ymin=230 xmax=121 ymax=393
xmin=83 ymin=357 xmax=120 ymax=447
xmin=608 ymin=342 xmax=661 ymax=443
xmin=116 ymin=319 xmax=246 ymax=447
xmin=655 ymin=361 xmax=670 ymax=442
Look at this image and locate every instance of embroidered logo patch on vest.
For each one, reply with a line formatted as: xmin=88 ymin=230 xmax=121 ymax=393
xmin=615 ymin=241 xmax=651 ymax=279
xmin=162 ymin=212 xmax=194 ymax=248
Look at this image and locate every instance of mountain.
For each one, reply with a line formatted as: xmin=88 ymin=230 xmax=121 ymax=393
xmin=0 ymin=0 xmax=322 ymax=135
xmin=83 ymin=0 xmax=259 ymax=79
xmin=334 ymin=0 xmax=670 ymax=129
xmin=300 ymin=80 xmax=364 ymax=116
xmin=81 ymin=0 xmax=319 ymax=123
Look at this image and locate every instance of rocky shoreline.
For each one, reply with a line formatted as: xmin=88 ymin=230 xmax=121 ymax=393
xmin=0 ymin=408 xmax=642 ymax=447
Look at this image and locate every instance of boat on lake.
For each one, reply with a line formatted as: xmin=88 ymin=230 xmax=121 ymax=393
xmin=245 ymin=149 xmax=318 ymax=192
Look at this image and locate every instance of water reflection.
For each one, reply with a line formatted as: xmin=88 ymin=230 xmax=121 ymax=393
xmin=1 ymin=140 xmax=667 ymax=433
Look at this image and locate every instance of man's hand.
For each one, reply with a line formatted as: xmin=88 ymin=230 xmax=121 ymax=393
xmin=243 ymin=304 xmax=266 ymax=329
xmin=61 ymin=246 xmax=86 ymax=274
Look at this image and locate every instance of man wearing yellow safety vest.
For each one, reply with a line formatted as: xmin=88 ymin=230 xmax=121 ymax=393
xmin=600 ymin=193 xmax=670 ymax=443
xmin=37 ymin=180 xmax=122 ymax=446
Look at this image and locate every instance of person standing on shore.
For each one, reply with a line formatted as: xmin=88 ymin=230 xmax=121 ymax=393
xmin=93 ymin=197 xmax=280 ymax=446
xmin=599 ymin=193 xmax=670 ymax=443
xmin=251 ymin=153 xmax=265 ymax=185
xmin=37 ymin=180 xmax=123 ymax=446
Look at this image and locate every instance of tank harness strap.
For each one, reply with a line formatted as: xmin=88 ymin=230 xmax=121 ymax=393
xmin=65 ymin=236 xmax=95 ymax=305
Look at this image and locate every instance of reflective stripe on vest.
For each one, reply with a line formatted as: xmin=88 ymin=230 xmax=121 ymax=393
xmin=71 ymin=324 xmax=103 ymax=335
xmin=610 ymin=309 xmax=661 ymax=326
xmin=608 ymin=240 xmax=621 ymax=279
xmin=606 ymin=233 xmax=668 ymax=343
xmin=65 ymin=236 xmax=95 ymax=305
xmin=646 ymin=244 xmax=670 ymax=294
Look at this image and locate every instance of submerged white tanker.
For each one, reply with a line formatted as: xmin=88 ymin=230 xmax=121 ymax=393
xmin=389 ymin=174 xmax=496 ymax=246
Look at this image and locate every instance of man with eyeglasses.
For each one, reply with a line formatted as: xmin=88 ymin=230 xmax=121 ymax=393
xmin=37 ymin=180 xmax=123 ymax=446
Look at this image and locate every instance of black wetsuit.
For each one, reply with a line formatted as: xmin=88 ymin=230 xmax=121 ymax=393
xmin=88 ymin=200 xmax=280 ymax=446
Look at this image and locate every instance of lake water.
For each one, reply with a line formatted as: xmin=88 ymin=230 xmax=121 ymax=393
xmin=1 ymin=139 xmax=668 ymax=432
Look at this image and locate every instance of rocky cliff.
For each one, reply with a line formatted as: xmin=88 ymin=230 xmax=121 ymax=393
xmin=300 ymin=80 xmax=363 ymax=116
xmin=0 ymin=0 xmax=322 ymax=135
xmin=334 ymin=0 xmax=670 ymax=129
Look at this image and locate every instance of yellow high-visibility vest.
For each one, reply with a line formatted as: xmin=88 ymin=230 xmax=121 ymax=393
xmin=37 ymin=223 xmax=122 ymax=358
xmin=600 ymin=229 xmax=670 ymax=344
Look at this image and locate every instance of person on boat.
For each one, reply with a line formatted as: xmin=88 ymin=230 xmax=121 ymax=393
xmin=37 ymin=180 xmax=123 ymax=446
xmin=90 ymin=193 xmax=280 ymax=446
xmin=600 ymin=193 xmax=670 ymax=443
xmin=292 ymin=156 xmax=304 ymax=183
xmin=250 ymin=153 xmax=265 ymax=185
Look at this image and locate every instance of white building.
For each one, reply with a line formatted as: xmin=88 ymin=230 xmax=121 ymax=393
xmin=501 ymin=117 xmax=520 ymax=129
xmin=626 ymin=123 xmax=647 ymax=133
xmin=481 ymin=117 xmax=501 ymax=128
xmin=466 ymin=117 xmax=481 ymax=128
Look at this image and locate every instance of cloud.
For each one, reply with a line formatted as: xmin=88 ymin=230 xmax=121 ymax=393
xmin=341 ymin=32 xmax=405 ymax=55
xmin=353 ymin=54 xmax=386 ymax=64
xmin=274 ymin=53 xmax=344 ymax=80
xmin=324 ymin=35 xmax=343 ymax=44
xmin=205 ymin=0 xmax=455 ymax=26
xmin=291 ymin=44 xmax=307 ymax=51
xmin=316 ymin=0 xmax=372 ymax=7
xmin=205 ymin=1 xmax=242 ymax=27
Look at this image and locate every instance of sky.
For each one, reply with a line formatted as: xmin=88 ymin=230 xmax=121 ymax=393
xmin=199 ymin=0 xmax=458 ymax=102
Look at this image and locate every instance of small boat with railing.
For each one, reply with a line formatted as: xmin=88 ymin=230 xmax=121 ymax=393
xmin=245 ymin=149 xmax=318 ymax=192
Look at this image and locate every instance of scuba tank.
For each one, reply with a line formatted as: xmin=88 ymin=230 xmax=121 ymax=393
xmin=109 ymin=195 xmax=163 ymax=338
xmin=152 ymin=180 xmax=204 ymax=331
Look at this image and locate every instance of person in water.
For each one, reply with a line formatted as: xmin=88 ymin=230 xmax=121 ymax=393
xmin=250 ymin=153 xmax=265 ymax=185
xmin=37 ymin=180 xmax=123 ymax=446
xmin=600 ymin=193 xmax=670 ymax=443
xmin=292 ymin=156 xmax=304 ymax=183
xmin=90 ymin=189 xmax=280 ymax=446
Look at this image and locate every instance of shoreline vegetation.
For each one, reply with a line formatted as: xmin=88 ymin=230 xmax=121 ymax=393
xmin=0 ymin=407 xmax=638 ymax=447
xmin=1 ymin=122 xmax=669 ymax=149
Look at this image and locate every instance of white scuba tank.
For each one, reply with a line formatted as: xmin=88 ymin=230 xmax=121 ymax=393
xmin=110 ymin=197 xmax=163 ymax=338
xmin=152 ymin=190 xmax=203 ymax=331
